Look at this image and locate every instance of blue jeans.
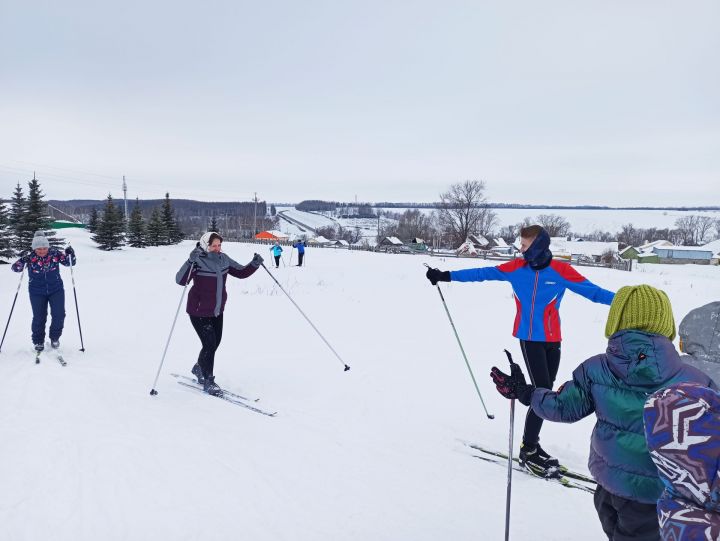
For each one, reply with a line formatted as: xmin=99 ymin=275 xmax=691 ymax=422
xmin=29 ymin=289 xmax=66 ymax=345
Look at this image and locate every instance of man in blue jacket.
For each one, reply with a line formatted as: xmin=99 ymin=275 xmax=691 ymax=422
xmin=426 ymin=225 xmax=615 ymax=475
xmin=11 ymin=231 xmax=76 ymax=351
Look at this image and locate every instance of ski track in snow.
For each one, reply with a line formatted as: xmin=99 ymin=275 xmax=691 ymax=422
xmin=1 ymin=228 xmax=719 ymax=540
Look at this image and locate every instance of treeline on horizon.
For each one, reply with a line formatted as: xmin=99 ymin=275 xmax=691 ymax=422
xmin=50 ymin=199 xmax=720 ymax=213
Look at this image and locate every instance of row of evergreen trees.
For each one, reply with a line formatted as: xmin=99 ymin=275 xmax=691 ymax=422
xmin=88 ymin=193 xmax=184 ymax=250
xmin=0 ymin=177 xmax=64 ymax=259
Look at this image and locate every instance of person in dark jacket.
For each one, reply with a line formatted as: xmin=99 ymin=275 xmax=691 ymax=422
xmin=293 ymin=240 xmax=306 ymax=267
xmin=678 ymin=301 xmax=720 ymax=383
xmin=176 ymin=232 xmax=263 ymax=396
xmin=426 ymin=225 xmax=615 ymax=474
xmin=644 ymin=383 xmax=720 ymax=541
xmin=490 ymin=284 xmax=717 ymax=541
xmin=11 ymin=231 xmax=76 ymax=351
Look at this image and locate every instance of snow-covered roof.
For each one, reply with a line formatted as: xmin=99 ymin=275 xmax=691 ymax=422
xmin=334 ymin=239 xmax=350 ymax=246
xmin=619 ymin=245 xmax=637 ymax=255
xmin=637 ymin=252 xmax=658 ymax=259
xmin=550 ymin=239 xmax=618 ymax=257
xmin=308 ymin=235 xmax=331 ymax=244
xmin=638 ymin=239 xmax=672 ymax=251
xmin=701 ymin=239 xmax=720 ymax=254
xmin=382 ymin=236 xmax=403 ymax=245
xmin=493 ymin=238 xmax=509 ymax=247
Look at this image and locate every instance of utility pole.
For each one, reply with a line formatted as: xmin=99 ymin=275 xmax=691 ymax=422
xmin=122 ymin=176 xmax=128 ymax=221
xmin=253 ymin=192 xmax=258 ymax=237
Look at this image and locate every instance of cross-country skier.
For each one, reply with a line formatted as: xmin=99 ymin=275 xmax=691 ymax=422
xmin=270 ymin=242 xmax=283 ymax=268
xmin=426 ymin=224 xmax=614 ymax=475
xmin=175 ymin=232 xmax=263 ymax=397
xmin=11 ymin=231 xmax=76 ymax=351
xmin=491 ymin=285 xmax=717 ymax=541
xmin=293 ymin=240 xmax=305 ymax=267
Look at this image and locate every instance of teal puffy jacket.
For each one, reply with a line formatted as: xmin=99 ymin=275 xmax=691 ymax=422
xmin=530 ymin=329 xmax=716 ymax=503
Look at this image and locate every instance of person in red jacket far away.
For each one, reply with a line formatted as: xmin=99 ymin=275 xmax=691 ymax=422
xmin=425 ymin=225 xmax=615 ymax=475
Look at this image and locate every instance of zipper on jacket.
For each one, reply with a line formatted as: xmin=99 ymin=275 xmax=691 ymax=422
xmin=528 ymin=271 xmax=539 ymax=340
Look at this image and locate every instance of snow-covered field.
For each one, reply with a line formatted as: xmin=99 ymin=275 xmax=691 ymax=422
xmin=1 ymin=228 xmax=719 ymax=541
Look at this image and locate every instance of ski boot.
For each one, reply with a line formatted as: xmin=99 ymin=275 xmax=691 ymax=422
xmin=51 ymin=340 xmax=60 ymax=349
xmin=203 ymin=375 xmax=223 ymax=397
xmin=519 ymin=443 xmax=560 ymax=478
xmin=34 ymin=343 xmax=44 ymax=352
xmin=191 ymin=363 xmax=205 ymax=384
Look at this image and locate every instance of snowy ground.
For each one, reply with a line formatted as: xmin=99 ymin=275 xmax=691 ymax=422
xmin=1 ymin=228 xmax=719 ymax=540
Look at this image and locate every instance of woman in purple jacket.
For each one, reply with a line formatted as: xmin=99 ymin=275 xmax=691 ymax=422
xmin=175 ymin=232 xmax=263 ymax=396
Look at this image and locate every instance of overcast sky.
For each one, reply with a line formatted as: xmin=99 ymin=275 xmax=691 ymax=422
xmin=1 ymin=1 xmax=718 ymax=206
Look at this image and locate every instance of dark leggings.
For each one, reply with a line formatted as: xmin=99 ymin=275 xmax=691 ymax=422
xmin=190 ymin=314 xmax=224 ymax=378
xmin=519 ymin=339 xmax=561 ymax=446
xmin=274 ymin=255 xmax=281 ymax=267
xmin=297 ymin=252 xmax=304 ymax=266
xmin=594 ymin=485 xmax=660 ymax=541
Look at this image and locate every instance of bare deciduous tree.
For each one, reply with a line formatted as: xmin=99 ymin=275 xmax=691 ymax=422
xmin=438 ymin=180 xmax=496 ymax=247
xmin=675 ymin=215 xmax=714 ymax=246
xmin=536 ymin=214 xmax=571 ymax=237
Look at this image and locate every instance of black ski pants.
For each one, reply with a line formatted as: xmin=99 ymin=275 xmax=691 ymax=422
xmin=297 ymin=252 xmax=304 ymax=266
xmin=189 ymin=314 xmax=224 ymax=378
xmin=594 ymin=485 xmax=660 ymax=541
xmin=519 ymin=339 xmax=561 ymax=447
xmin=274 ymin=255 xmax=281 ymax=268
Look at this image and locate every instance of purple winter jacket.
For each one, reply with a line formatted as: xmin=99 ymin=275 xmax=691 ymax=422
xmin=176 ymin=246 xmax=259 ymax=317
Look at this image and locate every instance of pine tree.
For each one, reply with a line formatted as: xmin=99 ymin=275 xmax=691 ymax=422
xmin=160 ymin=193 xmax=184 ymax=244
xmin=25 ymin=175 xmax=63 ymax=247
xmin=209 ymin=215 xmax=219 ymax=234
xmin=87 ymin=208 xmax=100 ymax=233
xmin=0 ymin=198 xmax=13 ymax=260
xmin=8 ymin=183 xmax=28 ymax=253
xmin=146 ymin=207 xmax=164 ymax=246
xmin=127 ymin=199 xmax=147 ymax=248
xmin=92 ymin=194 xmax=126 ymax=250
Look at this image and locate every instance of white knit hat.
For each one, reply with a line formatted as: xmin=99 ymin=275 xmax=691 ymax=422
xmin=31 ymin=231 xmax=50 ymax=249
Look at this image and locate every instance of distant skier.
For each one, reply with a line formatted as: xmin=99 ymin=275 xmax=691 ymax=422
xmin=426 ymin=225 xmax=615 ymax=475
xmin=293 ymin=240 xmax=305 ymax=267
xmin=11 ymin=231 xmax=76 ymax=351
xmin=491 ymin=285 xmax=717 ymax=541
xmin=270 ymin=242 xmax=283 ymax=268
xmin=176 ymin=232 xmax=263 ymax=397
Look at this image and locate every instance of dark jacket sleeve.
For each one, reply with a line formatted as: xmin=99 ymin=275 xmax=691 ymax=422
xmin=58 ymin=250 xmax=76 ymax=267
xmin=227 ymin=256 xmax=259 ymax=279
xmin=530 ymin=359 xmax=597 ymax=423
xmin=11 ymin=257 xmax=26 ymax=272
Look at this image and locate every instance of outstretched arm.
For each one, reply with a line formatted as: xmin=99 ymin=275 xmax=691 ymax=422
xmin=227 ymin=254 xmax=262 ymax=279
xmin=450 ymin=259 xmax=524 ymax=283
xmin=530 ymin=361 xmax=596 ymax=423
xmin=552 ymin=261 xmax=614 ymax=305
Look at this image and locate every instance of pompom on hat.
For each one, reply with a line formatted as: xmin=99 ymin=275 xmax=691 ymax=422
xmin=31 ymin=231 xmax=50 ymax=250
xmin=605 ymin=284 xmax=676 ymax=340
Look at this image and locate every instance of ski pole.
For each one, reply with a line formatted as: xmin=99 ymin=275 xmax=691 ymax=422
xmin=504 ymin=349 xmax=515 ymax=541
xmin=150 ymin=263 xmax=194 ymax=395
xmin=261 ymin=263 xmax=349 ymax=371
xmin=0 ymin=270 xmax=24 ymax=353
xmin=425 ymin=264 xmax=494 ymax=419
xmin=289 ymin=247 xmax=295 ymax=266
xmin=67 ymin=245 xmax=85 ymax=352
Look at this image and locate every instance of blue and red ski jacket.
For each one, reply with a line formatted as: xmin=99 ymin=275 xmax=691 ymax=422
xmin=450 ymin=259 xmax=615 ymax=342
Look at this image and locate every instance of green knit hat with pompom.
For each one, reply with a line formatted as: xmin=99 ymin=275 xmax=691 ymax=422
xmin=605 ymin=285 xmax=676 ymax=340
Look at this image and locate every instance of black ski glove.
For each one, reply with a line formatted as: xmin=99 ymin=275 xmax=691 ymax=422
xmin=490 ymin=362 xmax=534 ymax=406
xmin=251 ymin=253 xmax=264 ymax=267
xmin=425 ymin=267 xmax=451 ymax=285
xmin=65 ymin=246 xmax=75 ymax=257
